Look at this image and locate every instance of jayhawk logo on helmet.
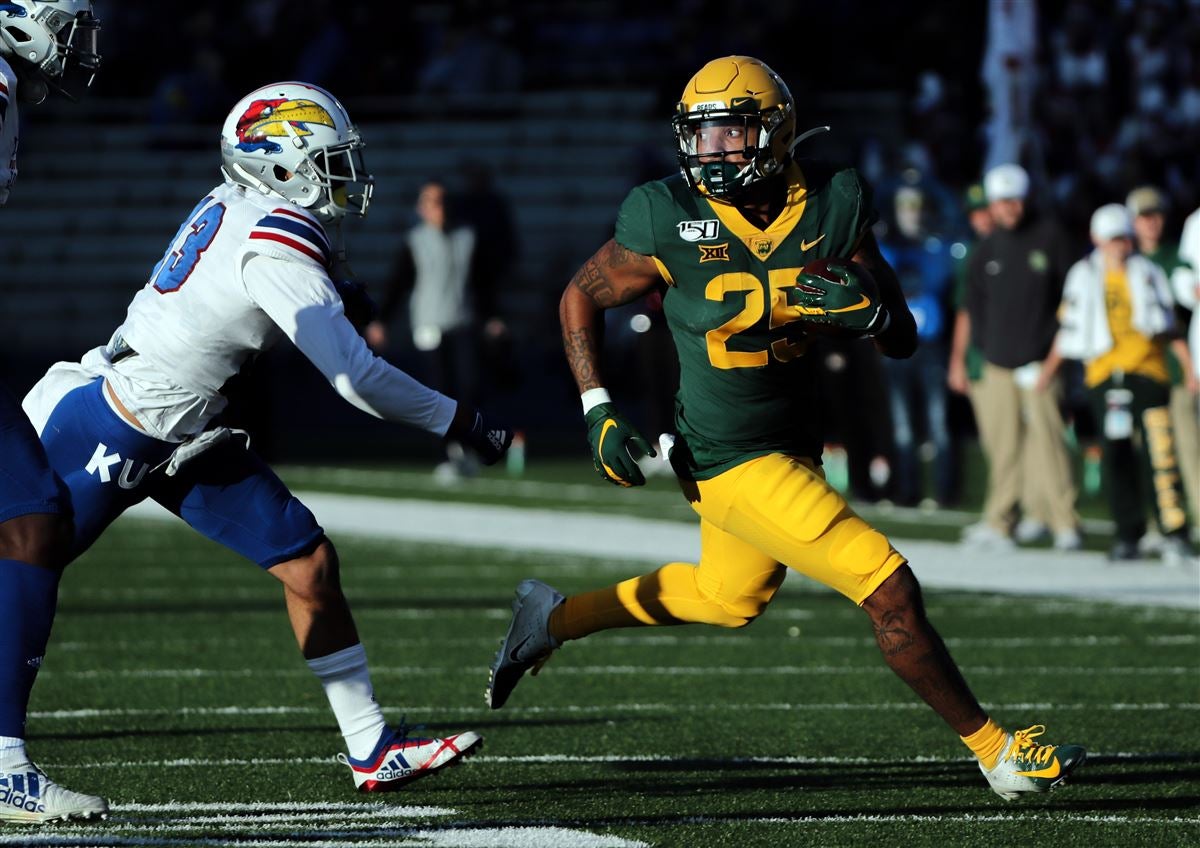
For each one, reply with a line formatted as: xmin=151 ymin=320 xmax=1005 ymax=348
xmin=234 ymin=98 xmax=337 ymax=154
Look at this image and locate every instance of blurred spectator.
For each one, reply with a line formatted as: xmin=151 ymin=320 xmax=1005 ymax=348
xmin=948 ymin=184 xmax=993 ymax=398
xmin=963 ymin=163 xmax=1081 ymax=550
xmin=878 ymin=186 xmax=955 ymax=506
xmin=1126 ymin=2 xmax=1178 ymax=107
xmin=817 ymin=338 xmax=894 ymax=503
xmin=368 ymin=180 xmax=480 ymax=479
xmin=1041 ymin=204 xmax=1196 ymax=564
xmin=905 ymin=70 xmax=974 ymax=190
xmin=1180 ymin=207 xmax=1200 ymax=394
xmin=289 ymin=0 xmax=350 ymax=91
xmin=1127 ymin=186 xmax=1200 ymax=525
xmin=981 ymin=0 xmax=1037 ymax=170
xmin=949 ymin=183 xmax=1018 ymax=510
xmin=417 ymin=12 xmax=522 ymax=95
xmin=148 ymin=46 xmax=230 ymax=140
xmin=454 ymin=159 xmax=521 ymax=398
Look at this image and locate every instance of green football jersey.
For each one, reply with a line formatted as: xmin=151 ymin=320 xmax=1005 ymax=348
xmin=614 ymin=160 xmax=876 ymax=479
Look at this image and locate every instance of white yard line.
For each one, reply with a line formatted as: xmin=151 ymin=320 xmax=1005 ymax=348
xmin=35 ymin=663 xmax=1195 ymax=680
xmin=0 ymin=830 xmax=648 ymax=848
xmin=660 ymin=813 xmax=1200 ymax=825
xmin=48 ymin=633 xmax=1196 ymax=652
xmin=39 ymin=743 xmax=1196 ymax=771
xmin=123 ymin=492 xmax=1200 ymax=609
xmin=118 ymin=802 xmax=451 ymax=813
xmin=28 ymin=700 xmax=1197 ymax=723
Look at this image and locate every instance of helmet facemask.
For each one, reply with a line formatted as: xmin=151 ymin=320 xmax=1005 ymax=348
xmin=47 ymin=6 xmax=100 ymax=99
xmin=0 ymin=2 xmax=101 ymax=103
xmin=672 ymin=56 xmax=797 ymax=202
xmin=294 ymin=130 xmax=375 ymax=222
xmin=674 ymin=102 xmax=794 ymax=201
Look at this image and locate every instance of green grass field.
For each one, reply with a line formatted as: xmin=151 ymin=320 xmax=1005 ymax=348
xmin=5 ymin=460 xmax=1199 ymax=847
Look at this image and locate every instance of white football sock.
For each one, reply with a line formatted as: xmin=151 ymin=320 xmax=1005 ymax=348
xmin=306 ymin=644 xmax=388 ymax=761
xmin=0 ymin=736 xmax=27 ymax=768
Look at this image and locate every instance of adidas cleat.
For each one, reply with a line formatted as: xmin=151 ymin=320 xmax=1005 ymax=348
xmin=486 ymin=578 xmax=564 ymax=709
xmin=980 ymin=724 xmax=1087 ymax=800
xmin=0 ymin=763 xmax=108 ymax=824
xmin=337 ymin=724 xmax=482 ymax=792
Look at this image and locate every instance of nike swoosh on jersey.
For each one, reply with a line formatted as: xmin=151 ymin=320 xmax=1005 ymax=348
xmin=1015 ymin=758 xmax=1061 ymax=779
xmin=828 ymin=293 xmax=873 ymax=313
xmin=800 ymin=234 xmax=826 ymax=251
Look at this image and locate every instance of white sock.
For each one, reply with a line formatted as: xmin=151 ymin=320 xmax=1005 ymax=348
xmin=306 ymin=643 xmax=388 ymax=761
xmin=0 ymin=736 xmax=27 ymax=768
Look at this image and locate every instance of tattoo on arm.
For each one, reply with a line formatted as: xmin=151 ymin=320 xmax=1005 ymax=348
xmin=563 ymin=325 xmax=601 ymax=391
xmin=570 ymin=242 xmax=655 ymax=308
xmin=572 ymin=255 xmax=619 ymax=307
xmin=562 ymin=241 xmax=660 ymax=391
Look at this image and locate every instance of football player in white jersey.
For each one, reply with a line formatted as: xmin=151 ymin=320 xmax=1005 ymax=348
xmin=21 ymin=81 xmax=511 ymax=794
xmin=0 ymin=0 xmax=107 ymax=824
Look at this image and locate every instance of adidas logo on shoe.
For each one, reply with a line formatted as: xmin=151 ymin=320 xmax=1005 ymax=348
xmin=0 ymin=763 xmax=107 ymax=823
xmin=0 ymin=771 xmax=46 ymax=817
xmin=373 ymin=753 xmax=417 ymax=782
xmin=338 ymin=725 xmax=482 ymax=791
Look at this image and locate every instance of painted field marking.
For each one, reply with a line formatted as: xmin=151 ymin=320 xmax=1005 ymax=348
xmin=32 ymin=700 xmax=1198 ymax=723
xmin=119 ymin=801 xmax=453 ymax=813
xmin=0 ymin=827 xmax=649 ymax=848
xmin=52 ymin=633 xmax=1195 ymax=652
xmin=36 ymin=663 xmax=1197 ymax=681
xmin=41 ymin=748 xmax=1194 ymax=771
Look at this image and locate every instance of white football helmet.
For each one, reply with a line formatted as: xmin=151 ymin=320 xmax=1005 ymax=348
xmin=219 ymin=82 xmax=374 ymax=223
xmin=0 ymin=0 xmax=100 ymax=103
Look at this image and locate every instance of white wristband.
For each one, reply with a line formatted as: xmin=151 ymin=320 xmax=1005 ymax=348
xmin=581 ymin=387 xmax=612 ymax=415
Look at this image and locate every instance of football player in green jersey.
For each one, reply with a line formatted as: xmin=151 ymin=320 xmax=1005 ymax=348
xmin=488 ymin=56 xmax=1085 ymax=799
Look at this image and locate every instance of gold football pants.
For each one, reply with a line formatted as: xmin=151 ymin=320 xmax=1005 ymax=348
xmin=552 ymin=454 xmax=907 ymax=641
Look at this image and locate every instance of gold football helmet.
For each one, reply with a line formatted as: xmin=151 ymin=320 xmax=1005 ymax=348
xmin=672 ymin=56 xmax=796 ymax=201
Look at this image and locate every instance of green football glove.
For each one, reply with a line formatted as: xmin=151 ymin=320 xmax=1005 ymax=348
xmin=786 ymin=259 xmax=889 ymax=337
xmin=584 ymin=403 xmax=656 ymax=487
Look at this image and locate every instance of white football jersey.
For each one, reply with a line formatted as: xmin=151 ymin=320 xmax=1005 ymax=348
xmin=26 ymin=181 xmax=456 ymax=442
xmin=1179 ymin=208 xmax=1200 ymax=379
xmin=0 ymin=56 xmax=19 ymax=206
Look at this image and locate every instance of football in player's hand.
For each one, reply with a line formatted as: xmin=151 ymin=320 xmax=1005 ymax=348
xmin=787 ymin=257 xmax=886 ymax=337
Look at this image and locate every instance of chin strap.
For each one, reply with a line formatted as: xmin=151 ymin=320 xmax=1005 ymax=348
xmin=789 ymin=125 xmax=831 ymax=154
xmin=221 ymin=162 xmax=274 ymax=199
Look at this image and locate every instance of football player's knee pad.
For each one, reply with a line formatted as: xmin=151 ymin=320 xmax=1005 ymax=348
xmin=711 ymin=598 xmax=768 ymax=628
xmin=828 ymin=514 xmax=899 ymax=576
xmin=696 ymin=571 xmax=783 ymax=628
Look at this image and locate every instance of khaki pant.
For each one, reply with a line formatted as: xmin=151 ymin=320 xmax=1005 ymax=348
xmin=974 ymin=363 xmax=1078 ymax=533
xmin=967 ymin=379 xmax=1044 ymax=529
xmin=1170 ymin=384 xmax=1200 ymax=524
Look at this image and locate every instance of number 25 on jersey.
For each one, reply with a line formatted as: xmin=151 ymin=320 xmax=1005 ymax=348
xmin=705 ymin=268 xmax=809 ymax=369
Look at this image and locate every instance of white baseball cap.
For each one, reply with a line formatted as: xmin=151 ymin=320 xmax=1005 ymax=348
xmin=1090 ymin=203 xmax=1133 ymax=241
xmin=983 ymin=163 xmax=1030 ymax=201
